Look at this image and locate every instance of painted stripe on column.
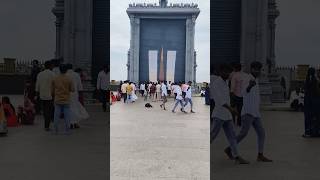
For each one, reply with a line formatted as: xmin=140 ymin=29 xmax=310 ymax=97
xmin=166 ymin=50 xmax=176 ymax=83
xmin=149 ymin=50 xmax=158 ymax=82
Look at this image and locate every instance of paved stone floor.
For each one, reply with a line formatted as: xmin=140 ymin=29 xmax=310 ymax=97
xmin=212 ymin=110 xmax=320 ymax=180
xmin=110 ymin=96 xmax=210 ymax=179
xmin=0 ymin=95 xmax=108 ymax=180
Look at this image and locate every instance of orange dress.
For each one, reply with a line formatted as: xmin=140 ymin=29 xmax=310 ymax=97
xmin=3 ymin=104 xmax=18 ymax=127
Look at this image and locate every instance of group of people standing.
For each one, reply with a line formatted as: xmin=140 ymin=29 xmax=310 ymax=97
xmin=35 ymin=59 xmax=90 ymax=134
xmin=118 ymin=80 xmax=195 ymax=113
xmin=211 ymin=61 xmax=273 ymax=164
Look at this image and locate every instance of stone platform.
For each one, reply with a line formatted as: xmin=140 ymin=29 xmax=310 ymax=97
xmin=110 ymin=96 xmax=210 ymax=179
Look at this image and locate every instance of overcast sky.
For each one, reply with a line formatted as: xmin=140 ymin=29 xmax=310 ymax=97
xmin=110 ymin=0 xmax=210 ymax=82
xmin=0 ymin=0 xmax=319 ymax=71
xmin=0 ymin=0 xmax=55 ymax=62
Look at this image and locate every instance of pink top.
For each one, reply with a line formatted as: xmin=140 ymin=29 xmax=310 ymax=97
xmin=230 ymin=71 xmax=248 ymax=97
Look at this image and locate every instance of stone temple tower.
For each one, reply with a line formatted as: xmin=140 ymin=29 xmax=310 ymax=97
xmin=127 ymin=0 xmax=200 ymax=84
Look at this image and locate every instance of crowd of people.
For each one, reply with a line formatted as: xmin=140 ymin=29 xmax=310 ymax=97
xmin=210 ymin=61 xmax=273 ymax=164
xmin=116 ymin=80 xmax=196 ymax=113
xmin=0 ymin=59 xmax=109 ymax=136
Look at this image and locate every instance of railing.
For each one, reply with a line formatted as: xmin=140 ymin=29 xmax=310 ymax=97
xmin=0 ymin=58 xmax=45 ymax=74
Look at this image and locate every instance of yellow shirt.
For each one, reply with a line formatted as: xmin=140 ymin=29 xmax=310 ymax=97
xmin=126 ymin=85 xmax=133 ymax=95
xmin=52 ymin=74 xmax=75 ymax=104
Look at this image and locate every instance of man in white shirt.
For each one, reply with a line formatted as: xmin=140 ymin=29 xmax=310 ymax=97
xmin=35 ymin=60 xmax=55 ymax=131
xmin=97 ymin=65 xmax=109 ymax=112
xmin=290 ymin=87 xmax=304 ymax=111
xmin=167 ymin=81 xmax=172 ymax=96
xmin=35 ymin=61 xmax=55 ymax=131
xmin=184 ymin=81 xmax=195 ymax=113
xmin=140 ymin=82 xmax=145 ymax=97
xmin=160 ymin=81 xmax=168 ymax=110
xmin=156 ymin=82 xmax=161 ymax=101
xmin=211 ymin=64 xmax=249 ymax=164
xmin=225 ymin=61 xmax=273 ymax=162
xmin=172 ymin=82 xmax=187 ymax=113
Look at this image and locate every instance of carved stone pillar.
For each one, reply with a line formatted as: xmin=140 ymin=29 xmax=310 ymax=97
xmin=52 ymin=0 xmax=64 ymax=59
xmin=128 ymin=15 xmax=140 ymax=83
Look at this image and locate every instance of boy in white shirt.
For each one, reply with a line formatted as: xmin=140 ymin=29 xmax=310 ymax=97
xmin=224 ymin=61 xmax=273 ymax=162
xmin=211 ymin=64 xmax=249 ymax=164
xmin=172 ymin=82 xmax=187 ymax=113
xmin=184 ymin=81 xmax=195 ymax=113
xmin=160 ymin=81 xmax=168 ymax=110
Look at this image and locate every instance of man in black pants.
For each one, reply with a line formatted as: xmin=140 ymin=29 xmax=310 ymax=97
xmin=97 ymin=65 xmax=109 ymax=112
xmin=35 ymin=60 xmax=55 ymax=131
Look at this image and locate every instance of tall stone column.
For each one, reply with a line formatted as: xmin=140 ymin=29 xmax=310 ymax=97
xmin=128 ymin=15 xmax=140 ymax=83
xmin=185 ymin=16 xmax=195 ymax=83
xmin=52 ymin=0 xmax=65 ymax=59
xmin=268 ymin=0 xmax=280 ymax=73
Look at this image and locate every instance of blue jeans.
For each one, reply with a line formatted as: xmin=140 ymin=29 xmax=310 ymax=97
xmin=184 ymin=98 xmax=193 ymax=110
xmin=211 ymin=118 xmax=239 ymax=157
xmin=235 ymin=114 xmax=265 ymax=153
xmin=172 ymin=99 xmax=185 ymax=111
xmin=54 ymin=104 xmax=71 ymax=134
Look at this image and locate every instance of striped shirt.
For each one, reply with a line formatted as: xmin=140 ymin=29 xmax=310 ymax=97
xmin=241 ymin=74 xmax=261 ymax=118
xmin=212 ymin=77 xmax=232 ymax=120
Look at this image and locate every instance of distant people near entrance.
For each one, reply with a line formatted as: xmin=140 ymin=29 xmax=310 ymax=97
xmin=156 ymin=82 xmax=161 ymax=101
xmin=140 ymin=82 xmax=146 ymax=97
xmin=290 ymin=87 xmax=304 ymax=111
xmin=230 ymin=62 xmax=248 ymax=127
xmin=35 ymin=60 xmax=55 ymax=131
xmin=160 ymin=81 xmax=168 ymax=110
xmin=97 ymin=65 xmax=109 ymax=112
xmin=167 ymin=81 xmax=172 ymax=97
xmin=303 ymin=67 xmax=320 ymax=138
xmin=52 ymin=64 xmax=75 ymax=135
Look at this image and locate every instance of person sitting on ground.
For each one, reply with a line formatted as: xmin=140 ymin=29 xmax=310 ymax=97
xmin=2 ymin=96 xmax=18 ymax=127
xmin=18 ymin=96 xmax=36 ymax=125
xmin=290 ymin=87 xmax=304 ymax=111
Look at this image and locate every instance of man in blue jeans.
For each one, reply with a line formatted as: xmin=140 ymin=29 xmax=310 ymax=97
xmin=211 ymin=64 xmax=249 ymax=164
xmin=52 ymin=64 xmax=75 ymax=135
xmin=225 ymin=61 xmax=273 ymax=162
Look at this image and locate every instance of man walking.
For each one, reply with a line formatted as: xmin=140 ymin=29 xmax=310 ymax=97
xmin=225 ymin=61 xmax=273 ymax=162
xmin=230 ymin=62 xmax=248 ymax=126
xmin=211 ymin=64 xmax=249 ymax=164
xmin=52 ymin=64 xmax=75 ymax=135
xmin=172 ymin=82 xmax=187 ymax=113
xmin=184 ymin=81 xmax=195 ymax=113
xmin=97 ymin=65 xmax=109 ymax=112
xmin=35 ymin=61 xmax=55 ymax=131
xmin=160 ymin=81 xmax=168 ymax=110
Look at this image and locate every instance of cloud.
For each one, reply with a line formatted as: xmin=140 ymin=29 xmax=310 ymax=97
xmin=110 ymin=0 xmax=210 ymax=82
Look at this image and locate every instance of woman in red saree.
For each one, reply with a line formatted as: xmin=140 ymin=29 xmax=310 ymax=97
xmin=2 ymin=97 xmax=18 ymax=127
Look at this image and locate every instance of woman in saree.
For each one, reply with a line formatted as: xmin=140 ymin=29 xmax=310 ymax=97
xmin=2 ymin=96 xmax=18 ymax=127
xmin=0 ymin=100 xmax=8 ymax=135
